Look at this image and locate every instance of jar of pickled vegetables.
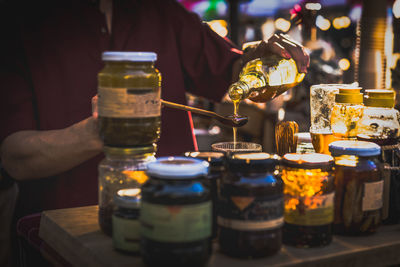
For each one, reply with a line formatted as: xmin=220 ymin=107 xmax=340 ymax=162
xmin=281 ymin=153 xmax=335 ymax=247
xmin=98 ymin=52 xmax=161 ymax=147
xmin=218 ymin=152 xmax=283 ymax=258
xmin=98 ymin=146 xmax=155 ymax=235
xmin=329 ymin=140 xmax=383 ymax=235
xmin=331 ymin=87 xmax=364 ymax=139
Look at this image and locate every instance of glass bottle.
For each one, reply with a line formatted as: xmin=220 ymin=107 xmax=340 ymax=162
xmin=331 ymin=87 xmax=364 ymax=139
xmin=228 ymin=55 xmax=305 ymax=103
xmin=218 ymin=152 xmax=283 ymax=258
xmin=281 ymin=153 xmax=335 ymax=247
xmin=98 ymin=51 xmax=161 ymax=147
xmin=98 ymin=145 xmax=155 ymax=236
xmin=357 ymin=89 xmax=400 ymax=224
xmin=329 ymin=140 xmax=383 ymax=235
xmin=140 ymin=157 xmax=211 ymax=267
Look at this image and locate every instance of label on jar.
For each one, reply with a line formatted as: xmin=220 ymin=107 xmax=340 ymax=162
xmin=284 ymin=192 xmax=334 ymax=226
xmin=140 ymin=201 xmax=211 ymax=243
xmin=217 ymin=196 xmax=284 ymax=231
xmin=362 ymin=180 xmax=384 ymax=211
xmin=112 ymin=215 xmax=140 ymax=252
xmin=98 ymin=87 xmax=160 ymax=118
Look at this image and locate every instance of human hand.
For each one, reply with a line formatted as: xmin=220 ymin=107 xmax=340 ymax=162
xmin=232 ymin=33 xmax=310 ymax=82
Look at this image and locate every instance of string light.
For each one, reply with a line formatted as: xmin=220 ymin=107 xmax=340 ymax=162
xmin=338 ymin=58 xmax=351 ymax=71
xmin=275 ymin=18 xmax=291 ymax=32
xmin=316 ymin=15 xmax=331 ymax=31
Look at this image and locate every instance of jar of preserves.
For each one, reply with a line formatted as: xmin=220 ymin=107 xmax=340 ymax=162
xmin=357 ymin=89 xmax=400 ymax=223
xmin=98 ymin=51 xmax=161 ymax=147
xmin=331 ymin=87 xmax=364 ymax=139
xmin=112 ymin=188 xmax=141 ymax=254
xmin=140 ymin=157 xmax=211 ymax=267
xmin=218 ymin=152 xmax=283 ymax=258
xmin=329 ymin=140 xmax=383 ymax=235
xmin=98 ymin=146 xmax=155 ymax=236
xmin=184 ymin=151 xmax=225 ymax=239
xmin=281 ymin=153 xmax=335 ymax=247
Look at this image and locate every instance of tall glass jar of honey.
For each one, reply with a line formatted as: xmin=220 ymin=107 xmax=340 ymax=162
xmin=98 ymin=52 xmax=161 ymax=148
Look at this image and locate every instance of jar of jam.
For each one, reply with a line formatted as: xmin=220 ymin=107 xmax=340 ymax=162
xmin=218 ymin=152 xmax=283 ymax=258
xmin=281 ymin=153 xmax=335 ymax=247
xmin=331 ymin=87 xmax=364 ymax=139
xmin=98 ymin=146 xmax=155 ymax=235
xmin=329 ymin=140 xmax=383 ymax=235
xmin=184 ymin=151 xmax=225 ymax=240
xmin=98 ymin=51 xmax=161 ymax=147
xmin=112 ymin=188 xmax=141 ymax=254
xmin=140 ymin=157 xmax=212 ymax=267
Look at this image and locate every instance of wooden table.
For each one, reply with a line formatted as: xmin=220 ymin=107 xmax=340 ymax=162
xmin=39 ymin=205 xmax=400 ymax=267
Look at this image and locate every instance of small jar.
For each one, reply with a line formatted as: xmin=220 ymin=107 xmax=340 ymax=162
xmin=331 ymin=87 xmax=364 ymax=139
xmin=98 ymin=146 xmax=155 ymax=236
xmin=184 ymin=151 xmax=225 ymax=240
xmin=281 ymin=153 xmax=335 ymax=248
xmin=218 ymin=152 xmax=283 ymax=258
xmin=329 ymin=140 xmax=383 ymax=235
xmin=98 ymin=51 xmax=161 ymax=147
xmin=112 ymin=188 xmax=141 ymax=253
xmin=140 ymin=157 xmax=212 ymax=267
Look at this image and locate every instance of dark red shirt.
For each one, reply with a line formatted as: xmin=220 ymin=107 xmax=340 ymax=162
xmin=0 ymin=0 xmax=240 ymax=217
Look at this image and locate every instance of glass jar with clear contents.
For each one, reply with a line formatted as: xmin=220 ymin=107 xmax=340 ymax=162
xmin=329 ymin=140 xmax=383 ymax=235
xmin=98 ymin=145 xmax=155 ymax=236
xmin=98 ymin=52 xmax=161 ymax=147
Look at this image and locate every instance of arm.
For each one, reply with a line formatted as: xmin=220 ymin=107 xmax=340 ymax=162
xmin=0 ymin=116 xmax=103 ymax=181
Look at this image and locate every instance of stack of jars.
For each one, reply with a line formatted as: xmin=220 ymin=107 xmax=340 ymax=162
xmin=96 ymin=51 xmax=161 ymax=237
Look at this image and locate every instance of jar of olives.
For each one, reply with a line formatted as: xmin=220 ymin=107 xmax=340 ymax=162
xmin=98 ymin=52 xmax=161 ymax=147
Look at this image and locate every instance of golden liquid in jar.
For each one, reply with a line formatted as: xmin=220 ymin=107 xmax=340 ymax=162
xmin=310 ymin=132 xmax=341 ymax=155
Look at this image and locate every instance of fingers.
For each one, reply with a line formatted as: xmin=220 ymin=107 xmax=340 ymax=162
xmin=275 ymin=34 xmax=310 ymax=73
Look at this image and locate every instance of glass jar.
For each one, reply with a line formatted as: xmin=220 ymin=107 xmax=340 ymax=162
xmin=331 ymin=87 xmax=364 ymax=139
xmin=140 ymin=157 xmax=212 ymax=267
xmin=218 ymin=152 xmax=283 ymax=258
xmin=281 ymin=153 xmax=335 ymax=248
xmin=98 ymin=146 xmax=155 ymax=236
xmin=329 ymin=140 xmax=383 ymax=235
xmin=184 ymin=151 xmax=225 ymax=240
xmin=98 ymin=51 xmax=161 ymax=147
xmin=357 ymin=89 xmax=400 ymax=223
xmin=112 ymin=188 xmax=141 ymax=254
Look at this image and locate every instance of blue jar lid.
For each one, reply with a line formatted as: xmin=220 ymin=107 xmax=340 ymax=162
xmin=146 ymin=157 xmax=209 ymax=179
xmin=329 ymin=140 xmax=381 ymax=157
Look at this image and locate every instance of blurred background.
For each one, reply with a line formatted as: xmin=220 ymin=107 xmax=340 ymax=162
xmin=178 ymin=0 xmax=400 ymax=153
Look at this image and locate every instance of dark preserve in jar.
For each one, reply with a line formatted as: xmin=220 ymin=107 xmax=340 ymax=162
xmin=184 ymin=151 xmax=225 ymax=239
xmin=281 ymin=153 xmax=335 ymax=247
xmin=140 ymin=157 xmax=212 ymax=267
xmin=218 ymin=152 xmax=283 ymax=258
xmin=98 ymin=52 xmax=161 ymax=147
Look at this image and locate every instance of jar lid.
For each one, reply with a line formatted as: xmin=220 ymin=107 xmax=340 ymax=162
xmin=282 ymin=153 xmax=334 ymax=169
xmin=184 ymin=151 xmax=225 ymax=167
xmin=329 ymin=140 xmax=381 ymax=157
xmin=102 ymin=51 xmax=157 ymax=62
xmin=363 ymin=89 xmax=396 ymax=108
xmin=335 ymin=87 xmax=363 ymax=104
xmin=103 ymin=145 xmax=156 ymax=156
xmin=146 ymin=157 xmax=209 ymax=179
xmin=114 ymin=188 xmax=141 ymax=209
xmin=227 ymin=152 xmax=280 ymax=171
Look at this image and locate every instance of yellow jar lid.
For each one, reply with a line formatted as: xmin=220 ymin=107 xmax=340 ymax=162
xmin=363 ymin=89 xmax=395 ymax=108
xmin=335 ymin=87 xmax=363 ymax=104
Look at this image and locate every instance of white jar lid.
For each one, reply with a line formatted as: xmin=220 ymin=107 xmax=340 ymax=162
xmin=102 ymin=51 xmax=157 ymax=62
xmin=146 ymin=157 xmax=209 ymax=179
